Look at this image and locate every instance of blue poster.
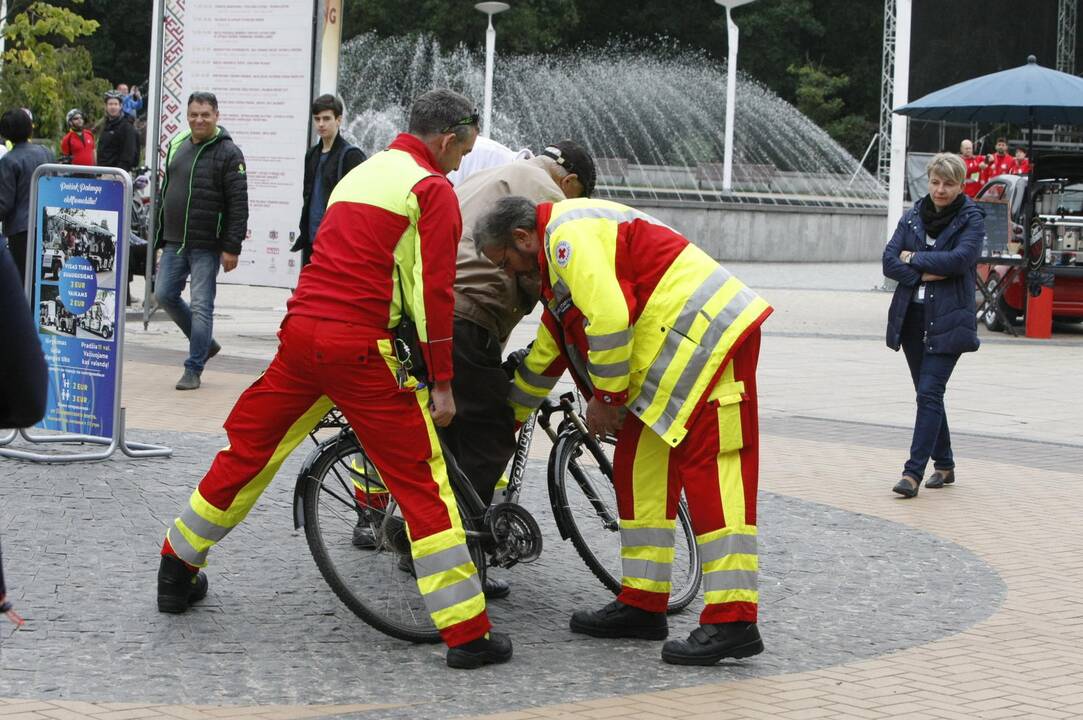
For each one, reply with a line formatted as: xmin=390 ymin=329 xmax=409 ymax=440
xmin=32 ymin=175 xmax=126 ymax=438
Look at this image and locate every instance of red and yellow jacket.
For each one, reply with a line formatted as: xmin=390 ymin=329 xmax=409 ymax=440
xmin=510 ymin=199 xmax=772 ymax=447
xmin=287 ymin=133 xmax=459 ymax=381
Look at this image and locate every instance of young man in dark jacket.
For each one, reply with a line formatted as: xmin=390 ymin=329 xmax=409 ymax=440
xmin=292 ymin=94 xmax=365 ymax=267
xmin=154 ymin=92 xmax=249 ymax=391
xmin=96 ymin=91 xmax=139 ymax=173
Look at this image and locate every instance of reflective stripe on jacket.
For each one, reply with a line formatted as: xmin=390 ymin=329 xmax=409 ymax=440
xmin=510 ymin=199 xmax=772 ymax=447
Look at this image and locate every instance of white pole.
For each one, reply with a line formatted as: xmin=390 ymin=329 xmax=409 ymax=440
xmin=142 ymin=0 xmax=167 ymax=325
xmin=482 ymin=15 xmax=496 ymax=138
xmin=722 ymin=5 xmax=739 ymax=192
xmin=319 ymin=0 xmax=343 ymax=95
xmin=887 ymin=0 xmax=912 ymax=239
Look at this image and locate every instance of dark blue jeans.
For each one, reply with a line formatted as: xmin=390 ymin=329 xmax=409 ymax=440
xmin=900 ymin=303 xmax=959 ymax=480
xmin=155 ymin=246 xmax=220 ymax=374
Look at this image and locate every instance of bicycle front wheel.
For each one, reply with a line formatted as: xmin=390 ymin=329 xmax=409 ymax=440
xmin=301 ymin=433 xmax=443 ymax=643
xmin=550 ymin=429 xmax=702 ymax=613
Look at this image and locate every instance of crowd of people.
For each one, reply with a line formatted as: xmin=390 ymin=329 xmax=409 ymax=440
xmin=959 ymin=136 xmax=1031 ymax=197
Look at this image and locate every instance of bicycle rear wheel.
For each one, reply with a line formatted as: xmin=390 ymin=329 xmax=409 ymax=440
xmin=300 ymin=433 xmax=459 ymax=643
xmin=550 ymin=429 xmax=702 ymax=613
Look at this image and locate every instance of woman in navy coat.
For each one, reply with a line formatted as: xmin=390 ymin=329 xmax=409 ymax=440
xmin=882 ymin=153 xmax=984 ymax=498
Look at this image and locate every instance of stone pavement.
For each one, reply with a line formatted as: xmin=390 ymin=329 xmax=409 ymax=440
xmin=2 ymin=263 xmax=1083 ymax=719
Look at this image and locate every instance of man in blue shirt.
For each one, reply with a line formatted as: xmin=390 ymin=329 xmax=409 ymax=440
xmin=117 ymin=83 xmax=144 ymax=119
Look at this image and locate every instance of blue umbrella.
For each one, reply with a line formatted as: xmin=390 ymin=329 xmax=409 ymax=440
xmin=895 ymin=55 xmax=1083 ymax=126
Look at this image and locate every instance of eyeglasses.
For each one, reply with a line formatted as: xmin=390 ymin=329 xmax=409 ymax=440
xmin=494 ymin=245 xmax=519 ymax=271
xmin=440 ymin=109 xmax=480 ymax=134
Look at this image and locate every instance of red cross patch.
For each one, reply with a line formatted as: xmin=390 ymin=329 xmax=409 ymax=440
xmin=555 ymin=239 xmax=572 ymax=267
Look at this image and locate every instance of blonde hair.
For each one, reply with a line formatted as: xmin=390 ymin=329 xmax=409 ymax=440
xmin=927 ymin=153 xmax=966 ymax=183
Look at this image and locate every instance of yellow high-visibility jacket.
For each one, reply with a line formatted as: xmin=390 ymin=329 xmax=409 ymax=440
xmin=510 ymin=199 xmax=772 ymax=447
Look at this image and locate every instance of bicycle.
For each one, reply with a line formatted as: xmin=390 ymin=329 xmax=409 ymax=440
xmin=292 ymin=391 xmax=703 ymax=643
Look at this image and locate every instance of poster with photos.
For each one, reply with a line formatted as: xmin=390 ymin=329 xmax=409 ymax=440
xmin=32 ymin=176 xmax=126 ymax=438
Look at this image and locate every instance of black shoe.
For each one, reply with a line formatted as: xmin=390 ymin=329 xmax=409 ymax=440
xmin=446 ymin=632 xmax=513 ymax=669
xmin=661 ymin=622 xmax=764 ymax=666
xmin=352 ymin=521 xmax=377 ymax=549
xmin=206 ymin=340 xmax=221 ymax=362
xmin=892 ymin=474 xmax=921 ymax=498
xmin=157 ymin=555 xmax=209 ymax=613
xmin=483 ymin=576 xmax=510 ymax=600
xmin=569 ymin=600 xmax=667 ymax=640
xmin=924 ymin=468 xmax=955 ymax=489
xmin=398 ymin=554 xmax=415 ymax=577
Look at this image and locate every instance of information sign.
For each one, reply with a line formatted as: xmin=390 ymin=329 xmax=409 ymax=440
xmin=31 ymin=175 xmax=126 ymax=438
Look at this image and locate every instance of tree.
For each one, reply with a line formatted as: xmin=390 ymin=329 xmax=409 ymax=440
xmin=343 ymin=0 xmax=579 ymax=54
xmin=0 ymin=0 xmax=110 ymax=141
xmin=788 ymin=62 xmax=874 ymax=158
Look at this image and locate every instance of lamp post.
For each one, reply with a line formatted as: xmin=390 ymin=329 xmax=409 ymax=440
xmin=715 ymin=0 xmax=758 ymax=192
xmin=475 ymin=2 xmax=510 ymax=138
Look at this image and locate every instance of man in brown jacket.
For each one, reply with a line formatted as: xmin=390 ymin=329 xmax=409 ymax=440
xmin=356 ymin=140 xmax=595 ymax=599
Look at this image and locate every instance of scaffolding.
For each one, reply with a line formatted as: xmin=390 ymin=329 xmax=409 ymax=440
xmin=1057 ymin=0 xmax=1077 ymax=75
xmin=877 ymin=0 xmax=897 ymax=184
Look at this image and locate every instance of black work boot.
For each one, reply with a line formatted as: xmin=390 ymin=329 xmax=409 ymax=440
xmin=569 ymin=600 xmax=667 ymax=640
xmin=446 ymin=632 xmax=513 ymax=669
xmin=157 ymin=555 xmax=209 ymax=613
xmin=483 ymin=576 xmax=511 ymax=600
xmin=352 ymin=520 xmax=377 ymax=549
xmin=661 ymin=622 xmax=764 ymax=666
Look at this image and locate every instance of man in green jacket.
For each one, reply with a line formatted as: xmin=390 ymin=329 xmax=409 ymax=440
xmin=154 ymin=92 xmax=249 ymax=391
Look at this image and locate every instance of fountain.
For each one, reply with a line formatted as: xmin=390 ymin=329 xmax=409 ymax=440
xmin=337 ymin=32 xmax=889 ymax=261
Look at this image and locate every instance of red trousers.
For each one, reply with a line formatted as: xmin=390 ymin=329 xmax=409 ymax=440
xmin=162 ymin=315 xmax=489 ymax=647
xmin=613 ymin=328 xmax=761 ymax=624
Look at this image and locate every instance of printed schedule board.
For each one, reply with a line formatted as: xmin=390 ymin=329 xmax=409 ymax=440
xmin=32 ymin=176 xmax=126 ymax=438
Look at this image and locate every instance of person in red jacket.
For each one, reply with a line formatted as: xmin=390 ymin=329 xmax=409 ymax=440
xmin=1013 ymin=147 xmax=1031 ymax=176
xmin=155 ymin=89 xmax=512 ymax=669
xmin=60 ymin=109 xmax=95 ymax=166
xmin=959 ymin=139 xmax=984 ymax=197
xmin=980 ymin=137 xmax=1017 ymax=183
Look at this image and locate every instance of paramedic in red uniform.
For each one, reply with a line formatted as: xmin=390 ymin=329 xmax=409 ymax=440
xmin=475 ymin=195 xmax=772 ymax=666
xmin=959 ymin=139 xmax=984 ymax=198
xmin=154 ymin=89 xmax=513 ymax=669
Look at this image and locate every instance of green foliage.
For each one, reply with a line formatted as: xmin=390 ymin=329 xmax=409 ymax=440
xmin=788 ymin=62 xmax=875 ymax=157
xmin=343 ymin=0 xmax=579 ymax=54
xmin=1 ymin=1 xmax=110 ymax=140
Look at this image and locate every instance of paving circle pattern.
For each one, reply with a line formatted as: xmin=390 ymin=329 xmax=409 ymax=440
xmin=0 ymin=431 xmax=1005 ymax=718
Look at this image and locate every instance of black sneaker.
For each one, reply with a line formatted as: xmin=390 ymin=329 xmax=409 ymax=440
xmin=569 ymin=600 xmax=667 ymax=640
xmin=661 ymin=622 xmax=764 ymax=666
xmin=157 ymin=555 xmax=209 ymax=613
xmin=446 ymin=632 xmax=513 ymax=669
xmin=925 ymin=469 xmax=955 ymax=489
xmin=483 ymin=576 xmax=511 ymax=600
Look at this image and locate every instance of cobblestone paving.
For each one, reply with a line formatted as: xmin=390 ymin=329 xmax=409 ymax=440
xmin=0 ymin=428 xmax=1003 ymax=719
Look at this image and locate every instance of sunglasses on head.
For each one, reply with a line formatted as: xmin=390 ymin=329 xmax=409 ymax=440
xmin=440 ymin=109 xmax=480 ymax=134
